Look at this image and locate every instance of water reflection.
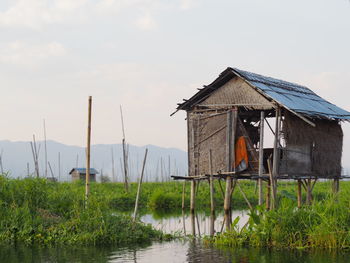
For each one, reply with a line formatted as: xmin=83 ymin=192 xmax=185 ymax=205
xmin=1 ymin=210 xmax=349 ymax=263
xmin=2 ymin=241 xmax=350 ymax=263
xmin=140 ymin=210 xmax=249 ymax=236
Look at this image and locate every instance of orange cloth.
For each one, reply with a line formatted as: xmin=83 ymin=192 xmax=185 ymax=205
xmin=234 ymin=136 xmax=249 ymax=169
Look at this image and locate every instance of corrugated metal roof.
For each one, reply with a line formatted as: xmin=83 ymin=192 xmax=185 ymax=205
xmin=176 ymin=67 xmax=350 ymax=120
xmin=69 ymin=168 xmax=99 ymax=175
xmin=232 ymin=68 xmax=350 ymax=120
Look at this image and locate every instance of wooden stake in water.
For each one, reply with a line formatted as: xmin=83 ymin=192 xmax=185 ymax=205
xmin=133 ymin=148 xmax=148 ymax=221
xmin=85 ymin=96 xmax=92 ymax=205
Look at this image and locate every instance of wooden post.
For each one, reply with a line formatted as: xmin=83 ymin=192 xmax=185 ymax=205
xmin=333 ymin=178 xmax=340 ymax=195
xmin=209 ymin=149 xmax=215 ymax=236
xmin=258 ymin=111 xmax=265 ymax=206
xmin=111 ymin=147 xmax=115 ymax=182
xmin=182 ymin=180 xmax=186 ymax=210
xmin=58 ymin=152 xmax=61 ymax=181
xmin=43 ymin=119 xmax=48 ymax=178
xmin=190 ymin=211 xmax=196 ymax=236
xmin=271 ymin=106 xmax=281 ymax=209
xmin=209 ymin=149 xmax=215 ymax=213
xmin=224 ymin=176 xmax=232 ymax=230
xmin=85 ymin=96 xmax=92 ymax=205
xmin=297 ymin=179 xmax=302 ymax=208
xmin=190 ymin=180 xmax=196 ymax=213
xmin=0 ymin=150 xmax=4 ymax=175
xmin=133 ymin=148 xmax=148 ymax=221
xmin=266 ymin=179 xmax=271 ymax=210
xmin=306 ymin=178 xmax=312 ymax=205
xmin=224 ymin=109 xmax=237 ymax=230
xmin=120 ymin=105 xmax=129 ymax=192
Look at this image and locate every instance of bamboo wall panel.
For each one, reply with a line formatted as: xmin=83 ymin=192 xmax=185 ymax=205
xmin=201 ymin=77 xmax=273 ymax=110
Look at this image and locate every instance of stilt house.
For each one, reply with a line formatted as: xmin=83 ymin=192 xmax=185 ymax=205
xmin=173 ymin=67 xmax=350 ymax=181
xmin=69 ymin=168 xmax=98 ymax=182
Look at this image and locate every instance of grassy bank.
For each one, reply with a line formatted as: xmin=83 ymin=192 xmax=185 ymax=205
xmin=0 ymin=176 xmax=164 ymax=246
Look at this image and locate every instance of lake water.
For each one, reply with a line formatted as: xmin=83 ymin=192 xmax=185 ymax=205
xmin=1 ymin=211 xmax=350 ymax=263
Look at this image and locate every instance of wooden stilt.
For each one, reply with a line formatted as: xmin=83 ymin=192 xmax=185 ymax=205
xmin=224 ymin=176 xmax=232 ymax=230
xmin=258 ymin=111 xmax=265 ymax=206
xmin=266 ymin=179 xmax=271 ymax=210
xmin=306 ymin=178 xmax=312 ymax=205
xmin=182 ymin=180 xmax=186 ymax=210
xmin=190 ymin=180 xmax=196 ymax=213
xmin=209 ymin=149 xmax=215 ymax=236
xmin=332 ymin=178 xmax=340 ymax=199
xmin=297 ymin=179 xmax=302 ymax=208
xmin=190 ymin=211 xmax=196 ymax=236
xmin=271 ymin=106 xmax=281 ymax=209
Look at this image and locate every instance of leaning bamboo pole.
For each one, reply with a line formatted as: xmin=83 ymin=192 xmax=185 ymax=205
xmin=133 ymin=148 xmax=148 ymax=221
xmin=85 ymin=96 xmax=92 ymax=205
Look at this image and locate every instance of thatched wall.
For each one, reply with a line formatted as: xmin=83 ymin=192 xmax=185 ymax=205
xmin=188 ymin=111 xmax=227 ymax=176
xmin=283 ymin=112 xmax=343 ymax=177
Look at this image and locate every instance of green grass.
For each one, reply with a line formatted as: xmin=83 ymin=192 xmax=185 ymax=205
xmin=2 ymin=174 xmax=350 ymax=249
xmin=0 ymin=175 xmax=166 ymax=246
xmin=210 ymin=181 xmax=350 ymax=249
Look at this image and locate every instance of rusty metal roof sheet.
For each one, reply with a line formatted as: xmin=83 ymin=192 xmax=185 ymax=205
xmin=176 ymin=67 xmax=350 ymax=120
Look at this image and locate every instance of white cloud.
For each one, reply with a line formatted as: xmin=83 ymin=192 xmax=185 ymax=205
xmin=180 ymin=0 xmax=197 ymax=10
xmin=135 ymin=13 xmax=157 ymax=30
xmin=0 ymin=0 xmax=88 ymax=30
xmin=0 ymin=41 xmax=66 ymax=67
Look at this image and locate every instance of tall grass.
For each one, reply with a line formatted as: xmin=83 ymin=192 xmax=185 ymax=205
xmin=212 ymin=183 xmax=350 ymax=249
xmin=0 ymin=175 xmax=164 ymax=245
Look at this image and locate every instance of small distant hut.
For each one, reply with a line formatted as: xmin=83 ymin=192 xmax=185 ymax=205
xmin=69 ymin=168 xmax=98 ymax=182
xmin=172 ymin=67 xmax=350 ymax=227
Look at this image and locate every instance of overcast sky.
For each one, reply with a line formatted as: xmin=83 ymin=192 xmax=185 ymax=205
xmin=0 ymin=0 xmax=349 ymax=160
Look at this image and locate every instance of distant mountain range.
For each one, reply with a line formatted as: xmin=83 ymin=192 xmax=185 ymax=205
xmin=0 ymin=140 xmax=188 ymax=182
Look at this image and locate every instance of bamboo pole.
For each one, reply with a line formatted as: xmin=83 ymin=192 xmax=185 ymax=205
xmin=190 ymin=180 xmax=196 ymax=213
xmin=267 ymin=158 xmax=275 ymax=210
xmin=271 ymin=106 xmax=281 ymax=209
xmin=0 ymin=150 xmax=4 ymax=175
xmin=236 ymin=181 xmax=253 ymax=210
xmin=209 ymin=149 xmax=215 ymax=236
xmin=120 ymin=105 xmax=129 ymax=192
xmin=43 ymin=119 xmax=48 ymax=178
xmin=85 ymin=96 xmax=92 ymax=205
xmin=182 ymin=180 xmax=186 ymax=210
xmin=266 ymin=179 xmax=271 ymax=210
xmin=133 ymin=148 xmax=148 ymax=221
xmin=306 ymin=178 xmax=312 ymax=205
xmin=48 ymin=161 xmax=55 ymax=178
xmin=111 ymin=147 xmax=115 ymax=182
xmin=297 ymin=179 xmax=302 ymax=208
xmin=258 ymin=111 xmax=265 ymax=205
xmin=58 ymin=152 xmax=61 ymax=181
